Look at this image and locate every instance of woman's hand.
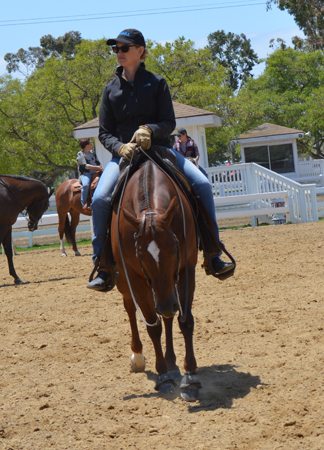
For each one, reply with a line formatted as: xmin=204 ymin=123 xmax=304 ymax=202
xmin=118 ymin=142 xmax=138 ymax=160
xmin=131 ymin=125 xmax=152 ymax=150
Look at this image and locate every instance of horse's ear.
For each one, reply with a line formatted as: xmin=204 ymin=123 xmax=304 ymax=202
xmin=48 ymin=188 xmax=54 ymax=197
xmin=121 ymin=208 xmax=141 ymax=231
xmin=160 ymin=197 xmax=177 ymax=229
xmin=195 ymin=156 xmax=199 ymax=163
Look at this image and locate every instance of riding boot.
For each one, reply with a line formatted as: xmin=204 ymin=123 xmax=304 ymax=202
xmin=87 ymin=219 xmax=116 ymax=292
xmin=194 ymin=196 xmax=235 ymax=279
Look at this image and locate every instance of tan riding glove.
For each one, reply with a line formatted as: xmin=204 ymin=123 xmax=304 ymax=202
xmin=118 ymin=142 xmax=138 ymax=161
xmin=131 ymin=125 xmax=152 ymax=151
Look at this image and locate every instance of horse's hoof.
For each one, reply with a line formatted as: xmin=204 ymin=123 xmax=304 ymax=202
xmin=180 ymin=371 xmax=202 ymax=401
xmin=155 ymin=373 xmax=176 ymax=392
xmin=61 ymin=253 xmax=67 ymax=257
xmin=180 ymin=386 xmax=200 ymax=402
xmin=159 ymin=382 xmax=175 ymax=395
xmin=168 ymin=369 xmax=182 ymax=380
xmin=14 ymin=277 xmax=24 ymax=285
xmin=130 ymin=353 xmax=145 ymax=372
xmin=75 ymin=251 xmax=81 ymax=256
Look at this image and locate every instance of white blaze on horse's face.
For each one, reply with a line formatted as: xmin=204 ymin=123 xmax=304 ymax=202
xmin=147 ymin=240 xmax=160 ymax=267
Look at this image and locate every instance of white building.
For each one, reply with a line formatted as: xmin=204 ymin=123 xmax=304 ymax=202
xmin=232 ymin=122 xmax=305 ymax=178
xmin=74 ymin=101 xmax=221 ymax=169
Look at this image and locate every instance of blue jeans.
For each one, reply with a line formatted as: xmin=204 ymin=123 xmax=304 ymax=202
xmin=81 ymin=173 xmax=93 ymax=206
xmin=91 ymin=150 xmax=220 ymax=263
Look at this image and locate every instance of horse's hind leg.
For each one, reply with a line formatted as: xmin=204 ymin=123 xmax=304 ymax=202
xmin=123 ymin=297 xmax=145 ymax=372
xmin=1 ymin=227 xmax=23 ymax=285
xmin=69 ymin=210 xmax=81 ymax=256
xmin=57 ymin=211 xmax=68 ymax=257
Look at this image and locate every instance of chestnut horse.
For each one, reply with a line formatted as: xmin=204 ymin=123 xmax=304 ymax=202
xmin=55 ymin=179 xmax=92 ymax=257
xmin=111 ymin=156 xmax=202 ymax=401
xmin=0 ymin=175 xmax=53 ymax=285
xmin=55 ymin=172 xmax=101 ymax=257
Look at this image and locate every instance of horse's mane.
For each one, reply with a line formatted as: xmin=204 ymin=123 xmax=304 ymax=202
xmin=0 ymin=174 xmax=46 ymax=186
xmin=137 ymin=161 xmax=155 ymax=213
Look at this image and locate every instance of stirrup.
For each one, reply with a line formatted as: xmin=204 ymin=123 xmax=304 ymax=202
xmin=202 ymin=255 xmax=235 ymax=281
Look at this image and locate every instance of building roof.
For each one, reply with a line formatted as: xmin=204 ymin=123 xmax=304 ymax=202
xmin=74 ymin=101 xmax=217 ymax=131
xmin=234 ymin=123 xmax=304 ymax=140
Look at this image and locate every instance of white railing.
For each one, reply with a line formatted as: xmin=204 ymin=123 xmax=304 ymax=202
xmin=298 ymin=159 xmax=324 ymax=178
xmin=11 ymin=212 xmax=91 ymax=247
xmin=205 ymin=163 xmax=319 ymax=224
xmin=4 ymin=163 xmax=322 ymax=252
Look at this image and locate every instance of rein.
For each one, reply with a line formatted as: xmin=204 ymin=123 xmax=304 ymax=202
xmin=136 ymin=148 xmax=190 ymax=322
xmin=134 ymin=212 xmax=184 ymax=321
xmin=116 ymin=153 xmax=161 ymax=327
xmin=116 ymin=148 xmax=189 ymax=327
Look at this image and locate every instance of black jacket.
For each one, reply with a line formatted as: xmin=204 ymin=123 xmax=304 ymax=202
xmin=98 ymin=63 xmax=176 ymax=158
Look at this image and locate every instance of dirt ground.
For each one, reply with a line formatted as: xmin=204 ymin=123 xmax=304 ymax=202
xmin=1 ymin=221 xmax=324 ymax=450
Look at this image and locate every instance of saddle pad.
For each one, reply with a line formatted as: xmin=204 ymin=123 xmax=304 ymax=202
xmin=71 ymin=182 xmax=82 ymax=192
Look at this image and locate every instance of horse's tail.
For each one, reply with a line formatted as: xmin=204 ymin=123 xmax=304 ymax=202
xmin=64 ymin=214 xmax=74 ymax=244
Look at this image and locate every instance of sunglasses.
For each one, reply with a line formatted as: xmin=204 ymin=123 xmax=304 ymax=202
xmin=112 ymin=44 xmax=137 ymax=54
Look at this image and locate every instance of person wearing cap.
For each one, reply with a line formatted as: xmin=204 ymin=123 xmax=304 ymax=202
xmin=173 ymin=128 xmax=208 ymax=177
xmin=173 ymin=128 xmax=199 ymax=157
xmin=76 ymin=139 xmax=103 ymax=211
xmin=87 ymin=28 xmax=234 ymax=291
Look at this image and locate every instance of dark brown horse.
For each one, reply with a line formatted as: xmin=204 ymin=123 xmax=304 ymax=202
xmin=55 ymin=179 xmax=92 ymax=257
xmin=0 ymin=175 xmax=53 ymax=285
xmin=111 ymin=158 xmax=202 ymax=401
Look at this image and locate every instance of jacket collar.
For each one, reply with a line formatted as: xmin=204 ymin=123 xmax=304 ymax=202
xmin=116 ymin=62 xmax=146 ymax=81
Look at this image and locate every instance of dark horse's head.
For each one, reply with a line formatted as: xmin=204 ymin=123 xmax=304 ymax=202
xmin=122 ymin=198 xmax=181 ymax=319
xmin=27 ymin=187 xmax=54 ymax=231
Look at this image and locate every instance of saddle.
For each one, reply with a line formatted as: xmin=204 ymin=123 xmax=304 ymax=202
xmin=72 ymin=171 xmax=101 ymax=210
xmin=102 ymin=146 xmax=235 ymax=281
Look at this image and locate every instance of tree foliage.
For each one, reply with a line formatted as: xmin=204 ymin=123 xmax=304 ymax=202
xmin=267 ymin=0 xmax=324 ymax=50
xmin=146 ymin=37 xmax=233 ymax=163
xmin=0 ymin=38 xmax=116 ymax=184
xmin=4 ymin=31 xmax=82 ymax=76
xmin=206 ymin=30 xmax=259 ymax=90
xmin=233 ymin=47 xmax=324 ymax=158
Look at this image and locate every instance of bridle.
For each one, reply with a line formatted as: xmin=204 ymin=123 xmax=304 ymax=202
xmin=133 ymin=212 xmax=184 ymax=321
xmin=0 ymin=176 xmax=48 ymax=224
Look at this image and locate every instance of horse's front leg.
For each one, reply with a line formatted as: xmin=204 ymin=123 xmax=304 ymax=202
xmin=146 ymin=319 xmax=176 ymax=394
xmin=2 ymin=227 xmax=23 ymax=285
xmin=178 ymin=272 xmax=202 ymax=401
xmin=163 ymin=317 xmax=181 ymax=379
xmin=123 ymin=296 xmax=145 ymax=372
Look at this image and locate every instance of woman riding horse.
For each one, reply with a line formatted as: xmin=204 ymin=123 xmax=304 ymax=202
xmin=87 ymin=28 xmax=234 ymax=291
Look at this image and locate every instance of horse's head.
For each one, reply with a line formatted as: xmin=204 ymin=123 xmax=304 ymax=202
xmin=187 ymin=155 xmax=199 ymax=168
xmin=27 ymin=188 xmax=54 ymax=231
xmin=122 ymin=198 xmax=181 ymax=319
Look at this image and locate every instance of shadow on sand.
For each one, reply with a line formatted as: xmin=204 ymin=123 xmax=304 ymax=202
xmin=123 ymin=364 xmax=262 ymax=411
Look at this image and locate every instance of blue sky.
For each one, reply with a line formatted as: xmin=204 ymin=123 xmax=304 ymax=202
xmin=0 ymin=0 xmax=303 ymax=78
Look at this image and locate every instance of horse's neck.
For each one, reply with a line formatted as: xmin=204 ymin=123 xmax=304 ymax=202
xmin=137 ymin=161 xmax=171 ymax=214
xmin=15 ymin=181 xmax=45 ymax=206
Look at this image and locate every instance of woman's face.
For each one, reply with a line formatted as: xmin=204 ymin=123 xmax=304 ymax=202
xmin=115 ymin=41 xmax=144 ymax=69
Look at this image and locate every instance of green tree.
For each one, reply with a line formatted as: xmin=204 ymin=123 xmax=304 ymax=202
xmin=0 ymin=39 xmax=116 ymax=183
xmin=4 ymin=31 xmax=82 ymax=76
xmin=233 ymin=47 xmax=324 ymax=158
xmin=146 ymin=37 xmax=233 ymax=164
xmin=267 ymin=0 xmax=324 ymax=50
xmin=206 ymin=30 xmax=259 ymax=91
